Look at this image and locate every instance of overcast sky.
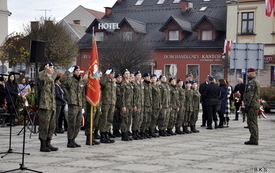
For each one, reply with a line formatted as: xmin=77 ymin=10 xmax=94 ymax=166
xmin=8 ymin=0 xmax=115 ymax=34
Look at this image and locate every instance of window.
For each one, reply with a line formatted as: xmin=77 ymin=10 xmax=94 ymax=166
xmin=95 ymin=32 xmax=104 ymax=41
xmin=173 ymin=0 xmax=181 ymax=3
xmin=201 ymin=30 xmax=212 ymax=40
xmin=199 ymin=6 xmax=207 ymax=12
xmin=187 ymin=65 xmax=199 ymax=81
xmin=157 ymin=0 xmax=165 ymax=4
xmin=271 ymin=66 xmax=275 ymax=86
xmin=241 ymin=12 xmax=254 ymax=34
xmin=123 ymin=31 xmax=133 ymax=41
xmin=164 ymin=64 xmax=177 ymax=78
xmin=135 ymin=0 xmax=144 ymax=5
xmin=211 ymin=65 xmax=224 ymax=81
xmin=169 ymin=30 xmax=179 ymax=41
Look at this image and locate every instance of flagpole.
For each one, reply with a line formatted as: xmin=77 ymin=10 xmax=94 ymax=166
xmin=89 ymin=105 xmax=94 ymax=145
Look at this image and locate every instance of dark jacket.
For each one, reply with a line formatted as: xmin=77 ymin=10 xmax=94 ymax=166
xmin=233 ymin=83 xmax=245 ymax=101
xmin=218 ymin=85 xmax=228 ymax=114
xmin=55 ymin=83 xmax=66 ymax=106
xmin=5 ymin=81 xmax=18 ymax=103
xmin=0 ymin=83 xmax=6 ymax=106
xmin=203 ymin=82 xmax=220 ymax=106
xmin=199 ymin=81 xmax=208 ymax=103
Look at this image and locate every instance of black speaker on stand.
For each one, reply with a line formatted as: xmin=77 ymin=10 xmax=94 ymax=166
xmin=30 ymin=40 xmax=46 ymax=63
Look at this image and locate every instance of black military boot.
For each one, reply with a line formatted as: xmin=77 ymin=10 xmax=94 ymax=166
xmin=108 ymin=131 xmax=116 ymax=138
xmin=100 ymin=132 xmax=110 ymax=143
xmin=94 ymin=130 xmax=101 ymax=139
xmin=183 ymin=126 xmax=191 ymax=134
xmin=105 ymin=132 xmax=115 ymax=143
xmin=149 ymin=128 xmax=158 ymax=138
xmin=86 ymin=135 xmax=91 ymax=145
xmin=132 ymin=131 xmax=139 ymax=140
xmin=214 ymin=121 xmax=218 ymax=129
xmin=40 ymin=139 xmax=51 ymax=152
xmin=225 ymin=117 xmax=229 ymax=127
xmin=164 ymin=130 xmax=171 ymax=136
xmin=46 ymin=138 xmax=58 ymax=151
xmin=159 ymin=130 xmax=166 ymax=136
xmin=136 ymin=131 xmax=143 ymax=139
xmin=67 ymin=138 xmax=76 ymax=148
xmin=72 ymin=138 xmax=81 ymax=147
xmin=175 ymin=127 xmax=183 ymax=134
xmin=113 ymin=130 xmax=122 ymax=137
xmin=191 ymin=126 xmax=200 ymax=133
xmin=121 ymin=132 xmax=130 ymax=141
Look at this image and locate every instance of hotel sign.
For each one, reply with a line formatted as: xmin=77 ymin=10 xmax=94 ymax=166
xmin=98 ymin=23 xmax=120 ymax=30
xmin=164 ymin=54 xmax=222 ymax=62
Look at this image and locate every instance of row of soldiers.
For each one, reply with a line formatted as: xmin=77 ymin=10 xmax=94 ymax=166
xmin=87 ymin=68 xmax=201 ymax=144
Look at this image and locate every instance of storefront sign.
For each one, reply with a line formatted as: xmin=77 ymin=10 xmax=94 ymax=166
xmin=98 ymin=23 xmax=120 ymax=30
xmin=264 ymin=55 xmax=275 ymax=63
xmin=164 ymin=54 xmax=222 ymax=61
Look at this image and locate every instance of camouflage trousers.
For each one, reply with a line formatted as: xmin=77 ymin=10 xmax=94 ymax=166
xmin=99 ymin=104 xmax=115 ymax=133
xmin=175 ymin=106 xmax=185 ymax=128
xmin=183 ymin=110 xmax=192 ymax=126
xmin=113 ymin=108 xmax=121 ymax=131
xmin=190 ymin=110 xmax=199 ymax=126
xmin=85 ymin=105 xmax=100 ymax=137
xmin=132 ymin=107 xmax=143 ymax=132
xmin=168 ymin=108 xmax=177 ymax=129
xmin=150 ymin=108 xmax=160 ymax=129
xmin=67 ymin=105 xmax=82 ymax=140
xmin=121 ymin=107 xmax=132 ymax=133
xmin=38 ymin=109 xmax=56 ymax=140
xmin=158 ymin=108 xmax=170 ymax=130
xmin=140 ymin=106 xmax=152 ymax=132
xmin=247 ymin=106 xmax=259 ymax=143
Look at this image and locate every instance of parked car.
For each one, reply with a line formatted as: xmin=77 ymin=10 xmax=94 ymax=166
xmin=265 ymin=101 xmax=275 ymax=113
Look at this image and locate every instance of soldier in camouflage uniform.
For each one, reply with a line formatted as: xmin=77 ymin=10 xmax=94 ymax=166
xmin=175 ymin=79 xmax=186 ymax=134
xmin=37 ymin=62 xmax=58 ymax=152
xmin=60 ymin=65 xmax=85 ymax=148
xmin=140 ymin=72 xmax=152 ymax=139
xmin=113 ymin=73 xmax=122 ymax=137
xmin=158 ymin=75 xmax=171 ymax=136
xmin=244 ymin=68 xmax=260 ymax=145
xmin=98 ymin=68 xmax=116 ymax=143
xmin=132 ymin=71 xmax=144 ymax=140
xmin=167 ymin=78 xmax=179 ymax=135
xmin=120 ymin=69 xmax=134 ymax=141
xmin=190 ymin=81 xmax=200 ymax=133
xmin=150 ymin=74 xmax=161 ymax=138
xmin=183 ymin=81 xmax=194 ymax=134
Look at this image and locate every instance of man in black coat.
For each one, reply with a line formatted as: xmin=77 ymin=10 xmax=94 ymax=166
xmin=0 ymin=76 xmax=6 ymax=108
xmin=199 ymin=75 xmax=209 ymax=127
xmin=233 ymin=78 xmax=245 ymax=120
xmin=203 ymin=76 xmax=220 ymax=129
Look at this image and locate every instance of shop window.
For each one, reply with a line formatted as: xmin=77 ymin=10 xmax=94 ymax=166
xmin=201 ymin=29 xmax=212 ymax=40
xmin=157 ymin=0 xmax=165 ymax=4
xmin=271 ymin=66 xmax=275 ymax=86
xmin=95 ymin=32 xmax=104 ymax=41
xmin=169 ymin=30 xmax=179 ymax=41
xmin=164 ymin=64 xmax=177 ymax=79
xmin=123 ymin=31 xmax=133 ymax=41
xmin=187 ymin=65 xmax=199 ymax=82
xmin=135 ymin=0 xmax=144 ymax=5
xmin=211 ymin=65 xmax=224 ymax=81
xmin=241 ymin=12 xmax=254 ymax=34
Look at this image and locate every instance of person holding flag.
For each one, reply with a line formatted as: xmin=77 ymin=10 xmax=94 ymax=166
xmin=60 ymin=65 xmax=85 ymax=148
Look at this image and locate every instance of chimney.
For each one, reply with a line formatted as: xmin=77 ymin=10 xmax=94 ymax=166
xmin=30 ymin=21 xmax=39 ymax=30
xmin=105 ymin=7 xmax=112 ymax=16
xmin=181 ymin=1 xmax=188 ymax=12
xmin=73 ymin=20 xmax=81 ymax=25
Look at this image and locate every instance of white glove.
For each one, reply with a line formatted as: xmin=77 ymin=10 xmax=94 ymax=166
xmin=82 ymin=109 xmax=85 ymax=114
xmin=105 ymin=69 xmax=112 ymax=75
xmin=68 ymin=66 xmax=75 ymax=73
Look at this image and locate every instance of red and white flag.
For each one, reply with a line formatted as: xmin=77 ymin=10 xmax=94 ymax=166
xmin=223 ymin=40 xmax=232 ymax=55
xmin=86 ymin=37 xmax=101 ymax=106
xmin=266 ymin=0 xmax=274 ymax=17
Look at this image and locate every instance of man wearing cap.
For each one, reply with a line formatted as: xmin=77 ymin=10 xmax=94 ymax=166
xmin=203 ymin=75 xmax=220 ymax=129
xmin=120 ymin=69 xmax=134 ymax=141
xmin=37 ymin=62 xmax=58 ymax=152
xmin=60 ymin=65 xmax=85 ymax=148
xmin=113 ymin=73 xmax=123 ymax=137
xmin=150 ymin=74 xmax=161 ymax=137
xmin=98 ymin=68 xmax=116 ymax=144
xmin=167 ymin=78 xmax=179 ymax=135
xmin=175 ymin=79 xmax=186 ymax=134
xmin=140 ymin=72 xmax=152 ymax=139
xmin=243 ymin=68 xmax=260 ymax=145
xmin=158 ymin=75 xmax=171 ymax=136
xmin=132 ymin=71 xmax=144 ymax=140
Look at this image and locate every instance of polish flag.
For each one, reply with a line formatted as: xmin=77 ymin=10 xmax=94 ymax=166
xmin=223 ymin=40 xmax=232 ymax=55
xmin=266 ymin=0 xmax=274 ymax=17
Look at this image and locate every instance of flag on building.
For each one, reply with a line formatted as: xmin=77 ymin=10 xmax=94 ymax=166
xmin=86 ymin=37 xmax=101 ymax=106
xmin=265 ymin=0 xmax=274 ymax=17
xmin=223 ymin=40 xmax=232 ymax=55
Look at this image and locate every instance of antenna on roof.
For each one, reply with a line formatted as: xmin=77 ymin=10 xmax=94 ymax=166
xmin=35 ymin=9 xmax=51 ymax=19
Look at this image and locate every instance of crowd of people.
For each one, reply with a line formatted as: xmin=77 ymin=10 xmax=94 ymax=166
xmin=0 ymin=62 xmax=261 ymax=152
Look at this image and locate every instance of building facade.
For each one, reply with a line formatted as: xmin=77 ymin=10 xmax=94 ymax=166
xmin=78 ymin=0 xmax=227 ymax=83
xmin=227 ymin=0 xmax=275 ymax=87
xmin=0 ymin=0 xmax=11 ymax=45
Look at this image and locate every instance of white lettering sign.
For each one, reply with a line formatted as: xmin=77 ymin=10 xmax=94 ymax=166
xmin=164 ymin=54 xmax=222 ymax=60
xmin=98 ymin=23 xmax=120 ymax=30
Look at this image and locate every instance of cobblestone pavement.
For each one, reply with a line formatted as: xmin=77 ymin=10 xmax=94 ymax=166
xmin=0 ymin=111 xmax=275 ymax=173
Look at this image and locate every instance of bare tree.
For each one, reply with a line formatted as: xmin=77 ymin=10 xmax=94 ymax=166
xmin=99 ymin=33 xmax=153 ymax=73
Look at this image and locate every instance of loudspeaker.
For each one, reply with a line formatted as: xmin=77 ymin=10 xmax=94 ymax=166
xmin=30 ymin=40 xmax=45 ymax=63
